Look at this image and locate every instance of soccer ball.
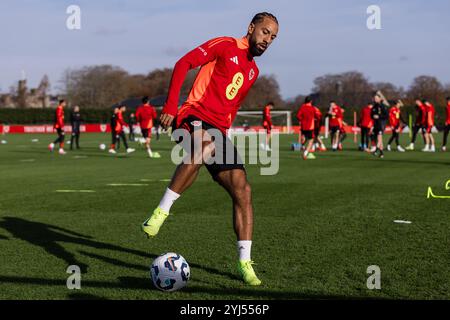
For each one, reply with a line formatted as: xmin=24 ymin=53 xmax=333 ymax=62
xmin=150 ymin=252 xmax=190 ymax=292
xmin=99 ymin=143 xmax=106 ymax=150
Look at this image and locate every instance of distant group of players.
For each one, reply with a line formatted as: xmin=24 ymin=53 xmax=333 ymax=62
xmin=261 ymin=93 xmax=450 ymax=160
xmin=48 ymin=96 xmax=161 ymax=158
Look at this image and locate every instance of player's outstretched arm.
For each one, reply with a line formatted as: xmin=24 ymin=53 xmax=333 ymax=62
xmin=160 ymin=37 xmax=234 ymax=129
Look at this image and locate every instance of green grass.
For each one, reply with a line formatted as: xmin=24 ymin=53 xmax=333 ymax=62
xmin=0 ymin=132 xmax=449 ymax=300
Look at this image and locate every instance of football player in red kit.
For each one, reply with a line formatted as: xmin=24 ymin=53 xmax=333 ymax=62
xmin=328 ymin=101 xmax=343 ymax=151
xmin=136 ymin=96 xmax=160 ymax=158
xmin=48 ymin=99 xmax=67 ymax=155
xmin=359 ymin=103 xmax=373 ymax=152
xmin=442 ymin=97 xmax=450 ymax=152
xmin=296 ymin=97 xmax=317 ymax=160
xmin=109 ymin=105 xmax=135 ymax=154
xmin=141 ymin=12 xmax=279 ymax=286
xmin=406 ymin=99 xmax=427 ymax=151
xmin=312 ymin=105 xmax=326 ymax=152
xmin=422 ymin=99 xmax=436 ymax=152
xmin=261 ymin=102 xmax=273 ymax=151
xmin=386 ymin=100 xmax=405 ymax=152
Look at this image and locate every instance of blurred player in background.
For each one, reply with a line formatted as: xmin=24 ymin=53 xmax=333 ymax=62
xmin=110 ymin=107 xmax=120 ymax=150
xmin=70 ymin=105 xmax=82 ymax=150
xmin=371 ymin=92 xmax=389 ymax=158
xmin=48 ymin=99 xmax=66 ymax=155
xmin=261 ymin=102 xmax=273 ymax=151
xmin=141 ymin=12 xmax=279 ymax=286
xmin=406 ymin=98 xmax=426 ymax=151
xmin=337 ymin=105 xmax=347 ymax=151
xmin=312 ymin=104 xmax=326 ymax=152
xmin=128 ymin=113 xmax=137 ymax=142
xmin=359 ymin=102 xmax=373 ymax=151
xmin=136 ymin=96 xmax=160 ymax=158
xmin=442 ymin=97 xmax=450 ymax=152
xmin=423 ymin=99 xmax=436 ymax=152
xmin=109 ymin=105 xmax=135 ymax=154
xmin=328 ymin=101 xmax=343 ymax=151
xmin=386 ymin=100 xmax=405 ymax=152
xmin=297 ymin=96 xmax=316 ymax=160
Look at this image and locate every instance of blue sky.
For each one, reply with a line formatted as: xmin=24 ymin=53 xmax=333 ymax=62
xmin=0 ymin=0 xmax=449 ymax=99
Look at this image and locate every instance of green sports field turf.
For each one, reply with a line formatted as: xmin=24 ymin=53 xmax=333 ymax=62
xmin=0 ymin=132 xmax=449 ymax=300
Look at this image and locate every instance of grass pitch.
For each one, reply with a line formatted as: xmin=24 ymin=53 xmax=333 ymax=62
xmin=0 ymin=132 xmax=449 ymax=300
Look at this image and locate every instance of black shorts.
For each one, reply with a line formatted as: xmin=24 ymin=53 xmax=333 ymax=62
xmin=141 ymin=128 xmax=150 ymax=139
xmin=302 ymin=130 xmax=314 ymax=140
xmin=330 ymin=126 xmax=340 ymax=135
xmin=173 ymin=116 xmax=245 ymax=179
xmin=314 ymin=125 xmax=320 ymax=137
xmin=374 ymin=124 xmax=385 ymax=135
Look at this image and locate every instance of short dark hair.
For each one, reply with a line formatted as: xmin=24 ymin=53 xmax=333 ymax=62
xmin=59 ymin=99 xmax=65 ymax=104
xmin=305 ymin=96 xmax=312 ymax=103
xmin=142 ymin=96 xmax=149 ymax=104
xmin=267 ymin=101 xmax=274 ymax=106
xmin=422 ymin=99 xmax=427 ymax=104
xmin=251 ymin=12 xmax=278 ymax=26
xmin=330 ymin=100 xmax=336 ymax=104
xmin=447 ymin=97 xmax=450 ymax=101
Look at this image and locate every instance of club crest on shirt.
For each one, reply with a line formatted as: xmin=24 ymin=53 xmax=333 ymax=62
xmin=191 ymin=120 xmax=202 ymax=127
xmin=249 ymin=68 xmax=255 ymax=81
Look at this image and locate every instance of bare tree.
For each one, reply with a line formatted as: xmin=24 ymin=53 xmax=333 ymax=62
xmin=312 ymin=71 xmax=373 ymax=109
xmin=242 ymin=74 xmax=284 ymax=110
xmin=406 ymin=75 xmax=445 ymax=106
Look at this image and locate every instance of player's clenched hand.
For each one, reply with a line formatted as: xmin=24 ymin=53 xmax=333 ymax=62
xmin=160 ymin=113 xmax=175 ymax=129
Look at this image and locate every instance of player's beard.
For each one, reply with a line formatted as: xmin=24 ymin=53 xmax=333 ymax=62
xmin=249 ymin=39 xmax=267 ymax=57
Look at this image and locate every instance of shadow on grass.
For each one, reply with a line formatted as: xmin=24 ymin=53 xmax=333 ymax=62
xmin=0 ymin=275 xmax=383 ymax=300
xmin=0 ymin=217 xmax=240 ymax=282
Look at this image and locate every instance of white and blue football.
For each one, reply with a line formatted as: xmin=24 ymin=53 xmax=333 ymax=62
xmin=150 ymin=252 xmax=190 ymax=292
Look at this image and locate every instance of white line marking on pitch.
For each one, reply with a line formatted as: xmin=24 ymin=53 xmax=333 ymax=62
xmin=393 ymin=220 xmax=412 ymax=224
xmin=56 ymin=190 xmax=96 ymax=193
xmin=20 ymin=159 xmax=35 ymax=162
xmin=107 ymin=183 xmax=149 ymax=186
xmin=140 ymin=179 xmax=170 ymax=182
xmin=73 ymin=156 xmax=88 ymax=159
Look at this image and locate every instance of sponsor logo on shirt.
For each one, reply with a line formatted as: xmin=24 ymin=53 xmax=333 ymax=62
xmin=191 ymin=120 xmax=202 ymax=127
xmin=226 ymin=72 xmax=244 ymax=100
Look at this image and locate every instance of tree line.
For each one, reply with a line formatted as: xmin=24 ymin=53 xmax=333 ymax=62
xmin=61 ymin=65 xmax=449 ymax=114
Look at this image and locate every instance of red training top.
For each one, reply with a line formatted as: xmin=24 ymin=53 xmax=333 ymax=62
xmin=389 ymin=106 xmax=401 ymax=128
xmin=329 ymin=105 xmax=343 ymax=127
xmin=136 ymin=104 xmax=157 ymax=129
xmin=426 ymin=103 xmax=435 ymax=127
xmin=163 ymin=36 xmax=259 ymax=133
xmin=54 ymin=105 xmax=64 ymax=129
xmin=360 ymin=105 xmax=373 ymax=128
xmin=446 ymin=102 xmax=450 ymax=125
xmin=263 ymin=105 xmax=272 ymax=125
xmin=297 ymin=103 xmax=316 ymax=131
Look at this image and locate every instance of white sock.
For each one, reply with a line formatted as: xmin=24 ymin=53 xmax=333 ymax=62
xmin=237 ymin=240 xmax=252 ymax=261
xmin=303 ymin=150 xmax=308 ymax=157
xmin=158 ymin=188 xmax=180 ymax=213
xmin=147 ymin=147 xmax=153 ymax=156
